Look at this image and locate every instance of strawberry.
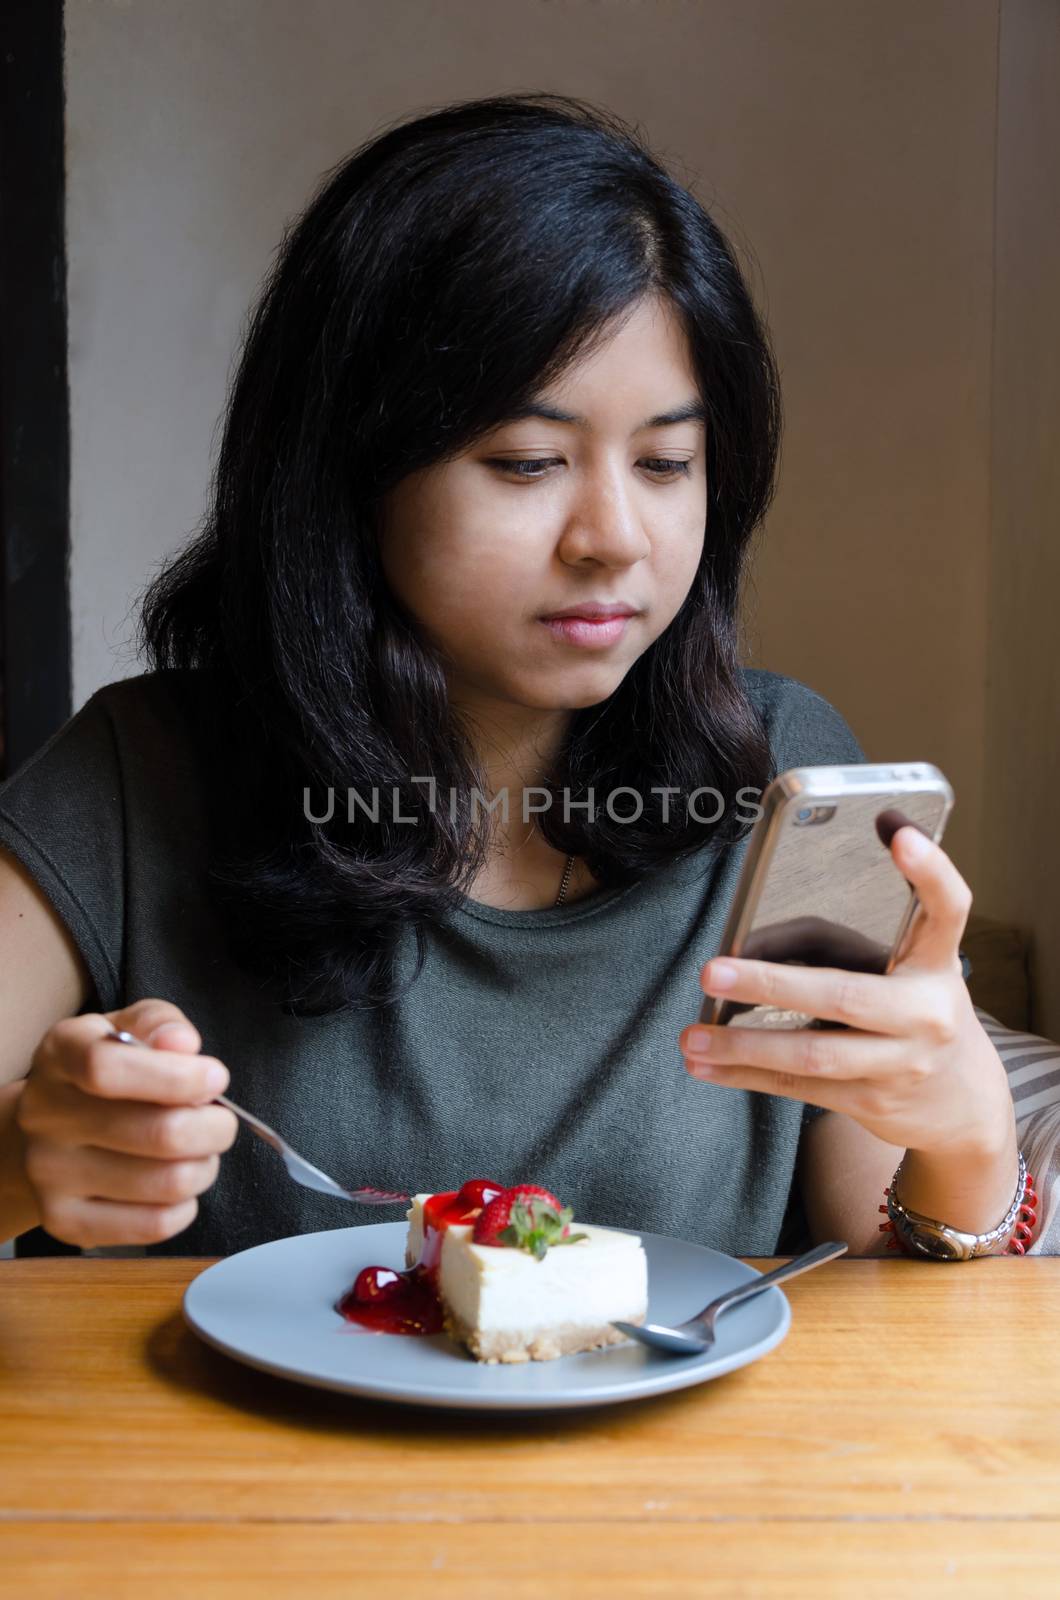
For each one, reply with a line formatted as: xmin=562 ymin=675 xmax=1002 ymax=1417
xmin=502 ymin=1182 xmax=563 ymax=1213
xmin=471 ymin=1184 xmax=588 ymax=1260
xmin=455 ymin=1178 xmax=506 ymax=1212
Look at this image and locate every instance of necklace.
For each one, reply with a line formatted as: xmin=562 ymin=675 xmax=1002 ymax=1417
xmin=554 ymin=852 xmax=576 ymax=907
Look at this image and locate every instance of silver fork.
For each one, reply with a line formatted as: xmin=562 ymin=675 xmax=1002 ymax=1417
xmin=105 ymin=1028 xmax=410 ymax=1206
xmin=612 ymin=1239 xmax=848 ymax=1355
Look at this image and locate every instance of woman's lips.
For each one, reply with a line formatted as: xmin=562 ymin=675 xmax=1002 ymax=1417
xmin=540 ymin=614 xmax=634 ymax=648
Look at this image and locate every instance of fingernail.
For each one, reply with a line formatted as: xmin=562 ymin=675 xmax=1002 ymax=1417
xmin=682 ymin=1025 xmax=714 ymax=1057
xmin=205 ymin=1064 xmax=229 ymax=1093
xmin=704 ymin=961 xmax=738 ymax=992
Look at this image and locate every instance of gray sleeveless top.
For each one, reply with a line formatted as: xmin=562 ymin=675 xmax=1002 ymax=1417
xmin=0 ymin=667 xmax=864 ymax=1258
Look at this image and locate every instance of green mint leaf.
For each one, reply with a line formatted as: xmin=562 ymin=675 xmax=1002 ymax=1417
xmin=490 ymin=1195 xmax=582 ymax=1258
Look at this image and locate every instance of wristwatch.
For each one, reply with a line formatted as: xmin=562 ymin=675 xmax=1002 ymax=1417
xmin=885 ymin=1150 xmax=1028 ymax=1260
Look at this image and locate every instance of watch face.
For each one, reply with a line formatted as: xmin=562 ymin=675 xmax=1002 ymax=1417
xmin=910 ymin=1230 xmax=962 ymax=1261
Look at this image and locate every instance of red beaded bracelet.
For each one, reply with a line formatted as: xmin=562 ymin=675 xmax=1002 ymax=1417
xmin=878 ymin=1168 xmax=1039 ymax=1254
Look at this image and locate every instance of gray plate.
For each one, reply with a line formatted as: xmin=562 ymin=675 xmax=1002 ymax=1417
xmin=182 ymin=1221 xmax=791 ymax=1411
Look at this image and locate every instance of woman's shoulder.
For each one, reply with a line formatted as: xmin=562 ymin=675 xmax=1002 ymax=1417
xmin=71 ymin=666 xmax=220 ymax=782
xmin=82 ymin=664 xmax=214 ymax=733
xmin=0 ymin=667 xmax=208 ymax=805
xmin=737 ymin=666 xmax=866 ymax=768
xmin=0 ymin=667 xmax=216 ymax=1016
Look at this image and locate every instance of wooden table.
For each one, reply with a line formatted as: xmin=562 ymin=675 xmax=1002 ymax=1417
xmin=2 ymin=1257 xmax=1059 ymax=1597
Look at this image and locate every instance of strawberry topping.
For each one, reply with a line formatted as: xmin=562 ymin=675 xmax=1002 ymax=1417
xmin=471 ymin=1184 xmax=587 ymax=1259
xmin=454 ymin=1177 xmax=507 ymax=1211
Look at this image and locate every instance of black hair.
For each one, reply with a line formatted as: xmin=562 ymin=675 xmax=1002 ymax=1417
xmin=138 ymin=91 xmax=780 ymax=1016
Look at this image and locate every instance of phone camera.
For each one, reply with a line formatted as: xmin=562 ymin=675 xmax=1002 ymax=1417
xmin=793 ymin=804 xmax=837 ymax=826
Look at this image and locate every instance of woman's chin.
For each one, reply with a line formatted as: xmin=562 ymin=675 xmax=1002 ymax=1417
xmin=510 ymin=669 xmax=630 ymax=713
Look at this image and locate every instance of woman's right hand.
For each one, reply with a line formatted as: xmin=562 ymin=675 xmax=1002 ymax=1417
xmin=15 ymin=999 xmax=238 ymax=1248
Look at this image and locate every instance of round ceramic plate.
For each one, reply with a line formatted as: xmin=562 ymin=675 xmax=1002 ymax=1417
xmin=182 ymin=1221 xmax=791 ymax=1411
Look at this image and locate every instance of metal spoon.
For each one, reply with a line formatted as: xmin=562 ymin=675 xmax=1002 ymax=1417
xmin=105 ymin=1028 xmax=409 ymax=1206
xmin=613 ymin=1238 xmax=848 ymax=1355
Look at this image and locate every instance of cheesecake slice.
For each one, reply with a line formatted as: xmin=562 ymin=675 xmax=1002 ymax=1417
xmin=404 ymin=1185 xmax=649 ymax=1364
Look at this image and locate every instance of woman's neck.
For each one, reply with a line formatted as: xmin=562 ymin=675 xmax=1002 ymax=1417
xmin=463 ymin=837 xmax=594 ymax=911
xmin=453 ymin=689 xmax=568 ymax=840
xmin=451 ymin=689 xmax=594 ymax=910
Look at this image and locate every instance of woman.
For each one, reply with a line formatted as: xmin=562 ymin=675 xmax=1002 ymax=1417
xmin=0 ymin=93 xmax=1028 ymax=1260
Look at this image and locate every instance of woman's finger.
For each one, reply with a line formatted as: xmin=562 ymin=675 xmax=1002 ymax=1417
xmin=47 ymin=1022 xmax=229 ymax=1104
xmin=24 ymin=1139 xmax=221 ymax=1207
xmin=680 ymin=1021 xmax=905 ymax=1082
xmin=35 ymin=1194 xmax=201 ymax=1250
xmin=26 ymin=1081 xmax=239 ymax=1160
xmin=108 ymin=999 xmax=203 ymax=1054
xmin=85 ymin=1098 xmax=238 ymax=1161
xmin=699 ymin=956 xmax=916 ymax=1034
xmin=887 ymin=825 xmax=971 ymax=971
xmin=681 ymin=1054 xmax=869 ymax=1117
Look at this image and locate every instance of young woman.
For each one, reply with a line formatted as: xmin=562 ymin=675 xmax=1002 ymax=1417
xmin=0 ymin=94 xmax=1026 ymax=1261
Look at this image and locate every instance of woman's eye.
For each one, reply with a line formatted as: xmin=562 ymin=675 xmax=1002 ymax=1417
xmin=488 ymin=458 xmax=563 ymax=479
xmin=488 ymin=457 xmax=692 ymax=480
xmin=642 ymin=458 xmax=692 ymax=478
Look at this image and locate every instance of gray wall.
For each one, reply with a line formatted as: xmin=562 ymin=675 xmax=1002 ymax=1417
xmin=62 ymin=0 xmax=1059 ymax=1025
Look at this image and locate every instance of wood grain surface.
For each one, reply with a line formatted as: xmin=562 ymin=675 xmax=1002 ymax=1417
xmin=2 ymin=1256 xmax=1059 ymax=1597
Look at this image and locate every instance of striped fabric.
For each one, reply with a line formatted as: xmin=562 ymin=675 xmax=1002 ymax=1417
xmin=975 ymin=1006 xmax=1060 ymax=1254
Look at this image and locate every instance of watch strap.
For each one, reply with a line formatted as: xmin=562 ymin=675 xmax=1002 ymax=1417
xmin=885 ymin=1149 xmax=1028 ymax=1261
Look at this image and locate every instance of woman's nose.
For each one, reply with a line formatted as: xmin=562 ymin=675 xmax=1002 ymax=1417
xmin=556 ymin=472 xmax=652 ymax=567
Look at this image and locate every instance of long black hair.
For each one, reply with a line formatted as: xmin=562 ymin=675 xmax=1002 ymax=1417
xmin=138 ymin=92 xmax=780 ymax=1016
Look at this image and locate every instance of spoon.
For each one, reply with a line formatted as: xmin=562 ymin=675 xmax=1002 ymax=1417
xmin=612 ymin=1238 xmax=848 ymax=1355
xmin=104 ymin=1028 xmax=409 ymax=1206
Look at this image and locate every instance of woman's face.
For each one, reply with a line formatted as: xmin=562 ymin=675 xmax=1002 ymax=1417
xmin=378 ymin=294 xmax=708 ymax=714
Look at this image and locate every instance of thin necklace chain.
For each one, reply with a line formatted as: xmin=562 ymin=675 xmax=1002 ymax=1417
xmin=554 ymin=852 xmax=576 ymax=907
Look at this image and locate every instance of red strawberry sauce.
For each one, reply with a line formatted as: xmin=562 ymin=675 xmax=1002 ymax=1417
xmin=335 ymin=1179 xmax=505 ymax=1336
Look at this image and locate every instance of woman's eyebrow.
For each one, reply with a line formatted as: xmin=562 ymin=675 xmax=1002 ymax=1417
xmin=494 ymin=398 xmax=707 ymax=431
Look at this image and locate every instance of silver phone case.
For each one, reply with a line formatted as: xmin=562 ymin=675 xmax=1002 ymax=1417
xmin=698 ymin=762 xmax=954 ymax=1030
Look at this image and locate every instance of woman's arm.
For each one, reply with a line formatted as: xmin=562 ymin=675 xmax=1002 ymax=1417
xmin=798 ymin=1111 xmax=904 ymax=1256
xmin=0 ymin=847 xmax=91 ymax=1240
xmin=797 ymin=1105 xmax=1024 ymax=1256
xmin=800 ymin=1009 xmax=1060 ymax=1256
xmin=970 ymin=1006 xmax=1060 ymax=1252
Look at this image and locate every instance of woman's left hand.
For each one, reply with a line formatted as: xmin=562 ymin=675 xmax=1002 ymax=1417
xmin=680 ymin=825 xmax=1016 ymax=1161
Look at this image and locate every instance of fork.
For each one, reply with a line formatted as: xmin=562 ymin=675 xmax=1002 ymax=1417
xmin=105 ymin=1028 xmax=410 ymax=1206
xmin=612 ymin=1239 xmax=848 ymax=1355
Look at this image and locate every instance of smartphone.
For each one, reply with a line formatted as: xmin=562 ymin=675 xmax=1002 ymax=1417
xmin=699 ymin=762 xmax=954 ymax=1030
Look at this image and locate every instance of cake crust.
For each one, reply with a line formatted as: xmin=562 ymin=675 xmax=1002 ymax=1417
xmin=445 ymin=1305 xmax=645 ymax=1364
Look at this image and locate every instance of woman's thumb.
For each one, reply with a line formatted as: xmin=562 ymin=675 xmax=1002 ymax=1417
xmin=147 ymin=1020 xmax=202 ymax=1051
xmin=107 ymin=999 xmax=203 ymax=1054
